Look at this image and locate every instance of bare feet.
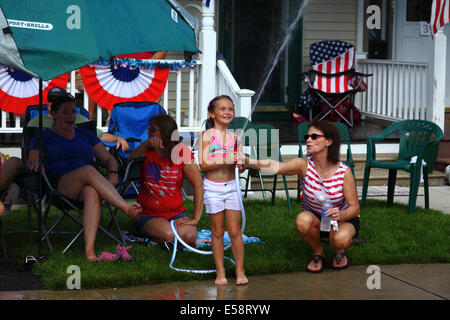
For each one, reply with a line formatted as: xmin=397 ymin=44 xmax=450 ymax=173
xmin=236 ymin=274 xmax=248 ymax=285
xmin=127 ymin=203 xmax=142 ymax=222
xmin=215 ymin=277 xmax=228 ymax=286
xmin=215 ymin=271 xmax=228 ymax=286
xmin=86 ymin=255 xmax=98 ymax=261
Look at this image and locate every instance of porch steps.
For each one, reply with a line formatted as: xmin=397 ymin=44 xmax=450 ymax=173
xmin=249 ymin=153 xmax=446 ymax=190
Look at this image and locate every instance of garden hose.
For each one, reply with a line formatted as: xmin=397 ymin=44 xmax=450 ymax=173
xmin=169 ymin=166 xmax=246 ymax=273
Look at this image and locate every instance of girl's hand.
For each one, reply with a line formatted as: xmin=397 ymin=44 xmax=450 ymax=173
xmin=115 ymin=136 xmax=130 ymax=152
xmin=146 ymin=137 xmax=164 ymax=150
xmin=26 ymin=158 xmax=39 ymax=172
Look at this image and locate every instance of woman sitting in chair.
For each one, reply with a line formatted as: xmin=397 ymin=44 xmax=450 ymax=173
xmin=128 ymin=114 xmax=203 ymax=249
xmin=26 ymin=94 xmax=142 ymax=261
xmin=242 ymin=120 xmax=360 ymax=272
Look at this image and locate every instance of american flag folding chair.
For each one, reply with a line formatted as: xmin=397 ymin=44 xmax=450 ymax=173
xmin=298 ymin=40 xmax=371 ymax=127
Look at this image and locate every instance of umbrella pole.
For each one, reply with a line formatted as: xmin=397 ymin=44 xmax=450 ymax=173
xmin=37 ymin=79 xmax=43 ymax=257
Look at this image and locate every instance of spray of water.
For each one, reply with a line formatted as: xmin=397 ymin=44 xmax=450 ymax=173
xmin=238 ymin=0 xmax=311 ymax=139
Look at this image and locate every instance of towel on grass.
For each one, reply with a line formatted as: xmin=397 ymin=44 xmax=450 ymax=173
xmin=120 ymin=230 xmax=264 ymax=248
xmin=196 ymin=229 xmax=264 ymax=248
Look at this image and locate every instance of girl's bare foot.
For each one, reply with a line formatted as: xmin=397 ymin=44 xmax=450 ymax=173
xmin=215 ymin=277 xmax=228 ymax=286
xmin=236 ymin=271 xmax=248 ymax=285
xmin=86 ymin=254 xmax=98 ymax=261
xmin=215 ymin=270 xmax=228 ymax=285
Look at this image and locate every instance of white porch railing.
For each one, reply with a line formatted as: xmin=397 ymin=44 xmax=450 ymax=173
xmin=216 ymin=60 xmax=255 ymax=120
xmin=357 ymin=59 xmax=429 ymax=122
xmin=0 ymin=60 xmax=203 ymax=135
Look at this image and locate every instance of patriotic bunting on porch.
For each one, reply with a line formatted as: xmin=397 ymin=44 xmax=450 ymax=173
xmin=0 ymin=66 xmax=68 ymax=114
xmin=202 ymin=0 xmax=211 ymax=7
xmin=430 ymin=0 xmax=450 ymax=36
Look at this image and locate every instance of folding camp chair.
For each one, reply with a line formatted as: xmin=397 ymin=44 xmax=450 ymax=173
xmin=103 ymin=101 xmax=166 ymax=196
xmin=104 ymin=101 xmax=166 ymax=162
xmin=22 ymin=124 xmax=125 ymax=253
xmin=298 ymin=40 xmax=371 ymax=127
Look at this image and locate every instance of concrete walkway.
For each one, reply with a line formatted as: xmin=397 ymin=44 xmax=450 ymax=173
xmin=0 ymin=186 xmax=449 ymax=301
xmin=0 ymin=263 xmax=448 ymax=300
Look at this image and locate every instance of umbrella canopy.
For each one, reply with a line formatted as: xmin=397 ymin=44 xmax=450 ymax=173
xmin=0 ymin=67 xmax=68 ymax=114
xmin=0 ymin=0 xmax=199 ymax=81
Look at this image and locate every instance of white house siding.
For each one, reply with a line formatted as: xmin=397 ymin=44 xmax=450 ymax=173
xmin=302 ymin=0 xmax=358 ymax=72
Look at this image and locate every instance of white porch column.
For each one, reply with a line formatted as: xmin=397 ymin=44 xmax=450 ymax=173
xmin=198 ymin=0 xmax=217 ymax=126
xmin=237 ymin=89 xmax=255 ymax=120
xmin=431 ymin=30 xmax=447 ymax=130
xmin=355 ymin=0 xmax=367 ymax=111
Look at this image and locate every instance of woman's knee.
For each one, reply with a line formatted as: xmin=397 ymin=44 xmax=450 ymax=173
xmin=330 ymin=230 xmax=352 ymax=249
xmin=296 ymin=211 xmax=316 ymax=234
xmin=81 ymin=185 xmax=100 ymax=203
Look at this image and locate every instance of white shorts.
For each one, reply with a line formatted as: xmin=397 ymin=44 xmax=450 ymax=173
xmin=203 ymin=178 xmax=241 ymax=214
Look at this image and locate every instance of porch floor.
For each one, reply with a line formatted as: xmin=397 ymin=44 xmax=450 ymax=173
xmin=252 ymin=117 xmax=393 ymax=144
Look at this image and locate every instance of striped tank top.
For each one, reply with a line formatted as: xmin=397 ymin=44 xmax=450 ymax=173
xmin=301 ymin=157 xmax=349 ymax=214
xmin=208 ymin=128 xmax=235 ymax=159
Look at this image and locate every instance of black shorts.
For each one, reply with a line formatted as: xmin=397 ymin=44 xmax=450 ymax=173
xmin=312 ymin=212 xmax=360 ymax=239
xmin=47 ymin=173 xmax=64 ymax=189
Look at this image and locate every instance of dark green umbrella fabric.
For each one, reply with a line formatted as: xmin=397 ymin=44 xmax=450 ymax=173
xmin=0 ymin=0 xmax=198 ymax=80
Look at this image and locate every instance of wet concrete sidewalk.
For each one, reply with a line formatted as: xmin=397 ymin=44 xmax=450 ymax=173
xmin=1 ymin=263 xmax=448 ymax=300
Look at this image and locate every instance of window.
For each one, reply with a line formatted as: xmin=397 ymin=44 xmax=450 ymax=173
xmin=406 ymin=0 xmax=432 ymax=22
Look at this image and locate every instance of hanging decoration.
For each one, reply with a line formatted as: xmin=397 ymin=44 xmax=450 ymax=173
xmin=79 ymin=57 xmax=197 ymax=111
xmin=0 ymin=66 xmax=69 ymax=114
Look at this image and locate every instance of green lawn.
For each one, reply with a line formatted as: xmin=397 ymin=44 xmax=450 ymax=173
xmin=1 ymin=198 xmax=449 ymax=290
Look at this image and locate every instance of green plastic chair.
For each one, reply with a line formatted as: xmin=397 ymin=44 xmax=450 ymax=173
xmin=361 ymin=120 xmax=443 ymax=214
xmin=296 ymin=121 xmax=355 ymax=202
xmin=243 ymin=123 xmax=293 ymax=211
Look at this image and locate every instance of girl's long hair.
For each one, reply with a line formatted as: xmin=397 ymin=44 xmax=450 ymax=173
xmin=205 ymin=95 xmax=234 ymax=130
xmin=149 ymin=114 xmax=180 ymax=157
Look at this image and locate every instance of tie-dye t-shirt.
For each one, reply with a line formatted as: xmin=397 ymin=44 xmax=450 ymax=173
xmin=137 ymin=145 xmax=194 ymax=219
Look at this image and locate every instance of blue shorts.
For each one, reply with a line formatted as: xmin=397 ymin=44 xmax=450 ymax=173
xmin=134 ymin=212 xmax=188 ymax=235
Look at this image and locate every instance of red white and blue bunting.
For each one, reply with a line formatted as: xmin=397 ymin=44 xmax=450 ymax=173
xmin=79 ymin=57 xmax=197 ymax=111
xmin=0 ymin=66 xmax=68 ymax=114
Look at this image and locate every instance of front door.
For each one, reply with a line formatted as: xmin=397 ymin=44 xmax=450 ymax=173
xmin=219 ymin=0 xmax=303 ymax=111
xmin=394 ymin=0 xmax=433 ymax=63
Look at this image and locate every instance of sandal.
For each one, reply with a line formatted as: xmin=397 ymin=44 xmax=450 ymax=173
xmin=332 ymin=251 xmax=349 ymax=270
xmin=306 ymin=254 xmax=325 ymax=273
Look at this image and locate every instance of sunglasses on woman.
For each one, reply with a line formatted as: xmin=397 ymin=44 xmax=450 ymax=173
xmin=304 ymin=133 xmax=325 ymax=140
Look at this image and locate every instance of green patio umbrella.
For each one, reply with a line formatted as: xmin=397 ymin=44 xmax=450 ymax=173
xmin=0 ymin=0 xmax=199 ymax=80
xmin=0 ymin=0 xmax=199 ymax=257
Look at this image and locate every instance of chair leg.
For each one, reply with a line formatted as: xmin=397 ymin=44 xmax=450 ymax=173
xmin=244 ymin=171 xmax=250 ymax=198
xmin=361 ymin=166 xmax=371 ymax=206
xmin=387 ymin=169 xmax=397 ymax=206
xmin=271 ymin=175 xmax=277 ymax=205
xmin=297 ymin=176 xmax=301 ymax=203
xmin=282 ymin=175 xmax=292 ymax=211
xmin=258 ymin=172 xmax=267 ymax=201
xmin=408 ymin=168 xmax=421 ymax=214
xmin=424 ymin=170 xmax=429 ymax=209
